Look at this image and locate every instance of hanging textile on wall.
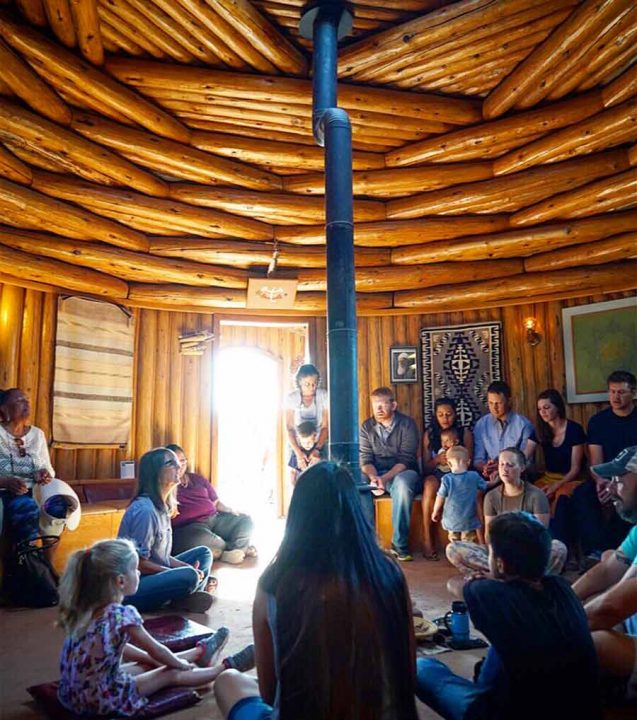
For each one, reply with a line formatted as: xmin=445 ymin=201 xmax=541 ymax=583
xmin=420 ymin=322 xmax=502 ymax=431
xmin=52 ymin=296 xmax=134 ymax=446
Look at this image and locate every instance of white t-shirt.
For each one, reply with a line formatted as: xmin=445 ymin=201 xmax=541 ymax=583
xmin=285 ymin=388 xmax=329 ymax=430
xmin=0 ymin=424 xmax=55 ymax=489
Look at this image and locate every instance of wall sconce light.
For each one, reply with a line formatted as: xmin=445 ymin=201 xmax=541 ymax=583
xmin=524 ymin=317 xmax=541 ymax=346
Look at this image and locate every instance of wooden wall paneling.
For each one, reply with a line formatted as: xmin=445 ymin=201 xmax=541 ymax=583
xmin=35 ymin=290 xmax=55 ymax=437
xmin=153 ymin=308 xmax=171 ymax=449
xmin=195 ymin=313 xmax=214 ymax=481
xmin=0 ymin=283 xmax=24 ymax=388
xmin=17 ymin=289 xmax=42 ymax=407
xmin=135 ymin=308 xmax=157 ymax=457
xmin=178 ymin=312 xmax=200 ymax=467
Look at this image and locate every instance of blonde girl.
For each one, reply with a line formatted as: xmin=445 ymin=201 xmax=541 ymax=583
xmin=57 ymin=539 xmax=254 ymax=716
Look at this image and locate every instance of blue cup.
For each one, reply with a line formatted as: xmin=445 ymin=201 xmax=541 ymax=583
xmin=444 ymin=600 xmax=470 ymax=641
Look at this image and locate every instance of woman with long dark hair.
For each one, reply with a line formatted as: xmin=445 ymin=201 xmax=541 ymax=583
xmin=117 ymin=447 xmax=214 ymax=613
xmin=214 ymin=461 xmax=419 ymax=720
xmin=421 ymin=397 xmax=473 ymax=560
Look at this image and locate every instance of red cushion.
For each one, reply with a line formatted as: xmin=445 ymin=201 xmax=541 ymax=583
xmin=143 ymin=614 xmax=213 ymax=653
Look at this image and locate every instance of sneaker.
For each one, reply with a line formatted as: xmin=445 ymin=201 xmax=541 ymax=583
xmin=169 ymin=591 xmax=214 ymax=613
xmin=221 ymin=548 xmax=246 ymax=565
xmin=197 ymin=626 xmax=229 ymax=666
xmin=222 ymin=644 xmax=255 ymax=672
xmin=390 ymin=546 xmax=413 ymax=562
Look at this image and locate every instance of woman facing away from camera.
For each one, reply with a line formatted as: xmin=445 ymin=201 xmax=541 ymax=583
xmin=214 ymin=461 xmax=419 ymax=720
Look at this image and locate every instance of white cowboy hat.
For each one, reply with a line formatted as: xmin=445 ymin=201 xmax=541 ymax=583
xmin=33 ymin=478 xmax=81 ymax=533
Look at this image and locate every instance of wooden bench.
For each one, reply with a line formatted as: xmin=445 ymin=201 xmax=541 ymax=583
xmin=49 ymin=479 xmax=135 ymax=575
xmin=374 ymin=495 xmax=449 ymax=555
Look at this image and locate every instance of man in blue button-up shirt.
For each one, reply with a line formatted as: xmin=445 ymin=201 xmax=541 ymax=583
xmin=473 ymin=381 xmax=537 ymax=478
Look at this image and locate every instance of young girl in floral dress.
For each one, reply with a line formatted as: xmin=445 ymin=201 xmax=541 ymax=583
xmin=57 ymin=539 xmax=255 ymax=716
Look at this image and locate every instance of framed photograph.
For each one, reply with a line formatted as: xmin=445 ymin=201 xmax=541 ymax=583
xmin=562 ymin=296 xmax=637 ymax=403
xmin=390 ymin=346 xmax=418 ymax=383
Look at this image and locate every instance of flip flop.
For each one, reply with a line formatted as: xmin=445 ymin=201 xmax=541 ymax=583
xmin=423 ymin=551 xmax=441 ymax=561
xmin=413 ymin=616 xmax=438 ymax=641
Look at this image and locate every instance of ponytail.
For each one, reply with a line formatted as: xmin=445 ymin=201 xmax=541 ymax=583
xmin=58 ymin=539 xmax=137 ymax=638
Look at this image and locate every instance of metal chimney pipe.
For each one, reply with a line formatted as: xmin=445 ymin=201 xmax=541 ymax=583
xmin=300 ymin=2 xmax=372 ymax=519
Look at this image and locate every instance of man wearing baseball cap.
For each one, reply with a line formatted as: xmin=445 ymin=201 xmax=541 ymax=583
xmin=573 ymin=445 xmax=637 ymax=700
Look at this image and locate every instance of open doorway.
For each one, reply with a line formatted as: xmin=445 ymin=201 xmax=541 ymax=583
xmin=214 ymin=346 xmax=280 ymax=523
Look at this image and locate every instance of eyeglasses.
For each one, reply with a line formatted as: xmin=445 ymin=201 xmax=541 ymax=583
xmin=14 ymin=437 xmax=26 ymax=457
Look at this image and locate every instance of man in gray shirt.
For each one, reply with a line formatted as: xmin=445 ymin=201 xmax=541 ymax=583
xmin=360 ymin=387 xmax=421 ymax=561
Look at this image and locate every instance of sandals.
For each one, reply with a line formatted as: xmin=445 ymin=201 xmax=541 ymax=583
xmin=423 ymin=551 xmax=441 ymax=561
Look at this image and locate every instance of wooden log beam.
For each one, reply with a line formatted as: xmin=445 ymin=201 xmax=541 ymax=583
xmin=0 ymin=227 xmax=249 ymax=288
xmin=96 ymin=2 xmax=167 ymax=59
xmin=71 ymin=113 xmax=282 ymax=191
xmin=577 ymin=38 xmax=637 ymax=92
xmin=0 ymin=100 xmax=169 ymax=196
xmin=68 ymin=0 xmax=103 ymax=65
xmin=3 ymin=140 xmax=70 ymax=173
xmin=42 ymin=0 xmax=76 ymax=48
xmin=100 ymin=19 xmax=145 ymax=56
xmin=30 ymin=171 xmax=274 ymax=241
xmin=190 ymin=130 xmax=384 ymax=172
xmin=0 ymin=177 xmax=149 ymax=250
xmin=283 ymin=161 xmax=493 ymax=198
xmin=16 ymin=0 xmax=47 ymax=26
xmin=0 ymin=37 xmax=71 ymax=124
xmin=525 ymin=231 xmax=637 ymax=271
xmin=386 ymin=92 xmax=604 ymax=167
xmin=119 ymin=0 xmax=205 ymax=63
xmin=360 ymin=2 xmax=576 ymax=87
xmin=0 ymin=144 xmax=32 ymax=184
xmin=493 ymin=98 xmax=637 ymax=175
xmin=105 ymin=58 xmax=481 ymax=125
xmin=0 ymin=243 xmax=128 ymax=297
xmin=387 ymin=149 xmax=631 ymax=219
xmin=483 ymin=0 xmax=635 ymax=118
xmin=511 ymin=168 xmax=637 ymax=225
xmin=602 ymin=62 xmax=637 ymax=107
xmin=208 ymin=0 xmax=307 ymax=76
xmin=0 ymin=14 xmax=191 ymax=143
xmin=297 ymin=258 xmax=523 ymax=293
xmin=169 ymin=184 xmax=386 ymax=225
xmin=391 ymin=210 xmax=637 ymax=264
xmin=148 ymin=236 xmax=390 ymax=269
xmin=394 ymin=261 xmax=637 ymax=311
xmin=338 ymin=0 xmax=539 ymax=79
xmin=275 ymin=215 xmax=510 ymax=247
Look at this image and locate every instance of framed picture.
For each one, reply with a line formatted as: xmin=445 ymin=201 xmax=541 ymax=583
xmin=390 ymin=346 xmax=418 ymax=383
xmin=562 ymin=296 xmax=637 ymax=403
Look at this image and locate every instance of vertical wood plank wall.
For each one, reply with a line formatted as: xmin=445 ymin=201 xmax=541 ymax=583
xmin=1 ymin=282 xmax=634 ymax=481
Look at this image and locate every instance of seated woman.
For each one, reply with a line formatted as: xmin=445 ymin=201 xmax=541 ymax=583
xmin=213 ymin=462 xmax=419 ymax=720
xmin=534 ymin=389 xmax=586 ymax=547
xmin=0 ymin=387 xmax=54 ymax=542
xmin=421 ymin=398 xmax=473 ymax=560
xmin=167 ymin=444 xmax=256 ymax=565
xmin=117 ymin=447 xmax=214 ymax=613
xmin=446 ymin=447 xmax=567 ymax=577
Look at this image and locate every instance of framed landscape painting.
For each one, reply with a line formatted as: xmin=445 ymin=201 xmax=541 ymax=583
xmin=562 ymin=296 xmax=637 ymax=403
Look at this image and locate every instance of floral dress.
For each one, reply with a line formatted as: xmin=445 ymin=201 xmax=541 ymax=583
xmin=58 ymin=603 xmax=148 ymax=716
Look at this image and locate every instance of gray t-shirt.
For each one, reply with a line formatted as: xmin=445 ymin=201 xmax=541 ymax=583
xmin=484 ymin=482 xmax=549 ymax=517
xmin=118 ymin=496 xmax=172 ymax=567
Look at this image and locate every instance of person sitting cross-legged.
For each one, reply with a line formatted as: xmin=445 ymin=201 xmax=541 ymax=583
xmin=417 ymin=512 xmax=602 ymax=720
xmin=360 ymin=387 xmax=422 ymax=562
xmin=167 ymin=444 xmax=256 ymax=565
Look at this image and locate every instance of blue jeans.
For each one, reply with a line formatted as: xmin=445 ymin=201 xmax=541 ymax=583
xmin=124 ymin=546 xmax=212 ymax=612
xmin=386 ymin=470 xmax=422 ymax=553
xmin=416 ymin=657 xmax=497 ymax=720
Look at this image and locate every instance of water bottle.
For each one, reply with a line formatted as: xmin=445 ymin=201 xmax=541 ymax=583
xmin=443 ymin=600 xmax=470 ymax=642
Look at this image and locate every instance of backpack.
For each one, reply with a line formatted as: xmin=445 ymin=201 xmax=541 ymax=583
xmin=5 ymin=536 xmax=59 ymax=607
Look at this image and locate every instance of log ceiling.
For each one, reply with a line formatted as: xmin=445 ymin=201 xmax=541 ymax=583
xmin=0 ymin=0 xmax=635 ymax=315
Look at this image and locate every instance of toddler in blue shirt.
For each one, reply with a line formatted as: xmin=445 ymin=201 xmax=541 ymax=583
xmin=432 ymin=445 xmax=488 ymax=542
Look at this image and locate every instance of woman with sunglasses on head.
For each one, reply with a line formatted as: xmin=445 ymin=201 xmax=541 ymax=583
xmin=0 ymin=388 xmax=54 ymax=543
xmin=117 ymin=447 xmax=214 ymax=614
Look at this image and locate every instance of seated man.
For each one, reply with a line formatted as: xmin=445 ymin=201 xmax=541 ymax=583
xmin=473 ymin=380 xmax=536 ymax=480
xmin=360 ymin=387 xmax=421 ymax=562
xmin=418 ymin=512 xmax=601 ymax=720
xmin=573 ymin=445 xmax=637 ymax=702
xmin=166 ymin=444 xmax=256 ymax=565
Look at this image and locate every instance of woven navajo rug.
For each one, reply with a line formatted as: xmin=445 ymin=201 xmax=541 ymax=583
xmin=52 ymin=296 xmax=134 ymax=446
xmin=420 ymin=322 xmax=502 ymax=431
